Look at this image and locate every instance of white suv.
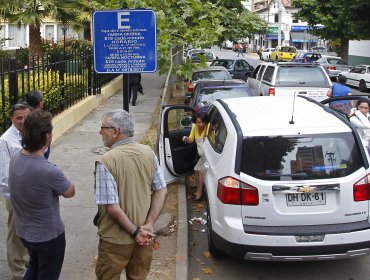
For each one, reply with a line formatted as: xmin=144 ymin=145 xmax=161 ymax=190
xmin=159 ymin=96 xmax=370 ymax=261
xmin=247 ymin=62 xmax=332 ymax=102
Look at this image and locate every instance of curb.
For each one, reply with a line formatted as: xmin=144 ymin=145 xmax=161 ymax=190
xmin=175 ymin=178 xmax=188 ymax=280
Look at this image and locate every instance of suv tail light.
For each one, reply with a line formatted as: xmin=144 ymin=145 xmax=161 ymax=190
xmin=217 ymin=177 xmax=259 ymax=205
xmin=354 ymin=175 xmax=370 ymax=201
xmin=327 ymin=66 xmax=337 ymax=70
xmin=268 ymin=88 xmax=275 ymax=96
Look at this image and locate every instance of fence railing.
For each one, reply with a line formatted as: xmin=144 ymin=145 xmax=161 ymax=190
xmin=0 ymin=52 xmax=119 ymax=134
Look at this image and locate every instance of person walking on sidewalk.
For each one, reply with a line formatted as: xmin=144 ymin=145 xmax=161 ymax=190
xmin=9 ymin=110 xmax=76 ymax=280
xmin=0 ymin=103 xmax=31 ymax=280
xmin=129 ymin=73 xmax=142 ymax=106
xmin=94 ymin=109 xmax=167 ymax=280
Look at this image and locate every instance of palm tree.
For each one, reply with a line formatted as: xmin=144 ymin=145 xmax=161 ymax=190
xmin=0 ymin=0 xmax=93 ymax=57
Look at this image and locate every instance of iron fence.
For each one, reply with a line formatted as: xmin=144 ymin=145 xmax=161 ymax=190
xmin=0 ymin=52 xmax=119 ymax=134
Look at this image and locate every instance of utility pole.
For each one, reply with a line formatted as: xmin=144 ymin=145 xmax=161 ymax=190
xmin=275 ymin=0 xmax=282 ymax=46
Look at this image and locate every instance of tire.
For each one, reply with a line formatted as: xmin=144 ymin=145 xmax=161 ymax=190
xmin=359 ymin=79 xmax=368 ymax=92
xmin=206 ymin=199 xmax=224 ymax=257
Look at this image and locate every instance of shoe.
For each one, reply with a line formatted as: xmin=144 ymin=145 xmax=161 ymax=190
xmin=132 ymin=101 xmax=136 ymax=106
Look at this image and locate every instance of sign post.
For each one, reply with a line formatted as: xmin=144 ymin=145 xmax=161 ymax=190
xmin=93 ymin=9 xmax=157 ymax=111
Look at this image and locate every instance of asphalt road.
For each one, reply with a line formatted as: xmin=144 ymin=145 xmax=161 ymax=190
xmin=187 ymin=48 xmax=370 ymax=280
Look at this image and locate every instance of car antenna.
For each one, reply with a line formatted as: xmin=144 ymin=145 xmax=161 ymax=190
xmin=289 ymin=92 xmax=296 ymax=124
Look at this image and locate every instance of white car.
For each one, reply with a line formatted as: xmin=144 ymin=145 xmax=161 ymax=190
xmin=339 ymin=65 xmax=370 ymax=92
xmin=261 ymin=48 xmax=275 ymax=62
xmin=159 ymin=96 xmax=370 ymax=260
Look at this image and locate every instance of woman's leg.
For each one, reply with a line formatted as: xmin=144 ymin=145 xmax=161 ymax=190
xmin=194 ymin=171 xmax=204 ymax=199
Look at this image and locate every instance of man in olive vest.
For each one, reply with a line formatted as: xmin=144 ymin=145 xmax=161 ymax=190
xmin=94 ymin=109 xmax=167 ymax=280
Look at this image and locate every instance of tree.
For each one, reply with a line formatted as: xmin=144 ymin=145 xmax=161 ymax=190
xmin=103 ymin=0 xmax=266 ymax=76
xmin=293 ymin=0 xmax=370 ymax=61
xmin=0 ymin=0 xmax=94 ymax=57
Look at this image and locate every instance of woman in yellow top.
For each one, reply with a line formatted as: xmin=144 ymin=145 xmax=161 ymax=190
xmin=182 ymin=112 xmax=210 ymax=201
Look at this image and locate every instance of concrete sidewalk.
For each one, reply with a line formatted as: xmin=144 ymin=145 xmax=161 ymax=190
xmin=0 ymin=72 xmax=173 ymax=279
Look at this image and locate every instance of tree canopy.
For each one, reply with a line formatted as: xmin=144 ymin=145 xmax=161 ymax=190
xmin=293 ymin=0 xmax=370 ymax=60
xmin=103 ymin=0 xmax=267 ymax=75
xmin=0 ymin=0 xmax=93 ymax=56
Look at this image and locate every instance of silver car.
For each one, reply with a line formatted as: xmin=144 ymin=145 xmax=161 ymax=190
xmin=316 ymin=56 xmax=352 ymax=79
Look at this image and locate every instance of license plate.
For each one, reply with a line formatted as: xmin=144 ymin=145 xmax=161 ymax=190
xmin=286 ymin=192 xmax=326 ymax=206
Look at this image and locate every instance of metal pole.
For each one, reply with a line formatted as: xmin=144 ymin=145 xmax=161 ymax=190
xmin=123 ymin=74 xmax=130 ymax=112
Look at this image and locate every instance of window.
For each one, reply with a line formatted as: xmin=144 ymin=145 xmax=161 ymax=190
xmin=208 ymin=110 xmax=227 ymax=153
xmin=257 ymin=65 xmax=267 ymax=81
xmin=252 ymin=65 xmax=261 ymax=79
xmin=8 ymin=24 xmax=27 ymax=48
xmin=45 ymin=25 xmax=54 ymax=41
xmin=241 ymin=60 xmax=250 ymax=69
xmin=0 ymin=25 xmax=5 ymax=47
xmin=292 ymin=19 xmax=299 ymax=23
xmin=274 ymin=14 xmax=278 ymax=23
xmin=235 ymin=61 xmax=243 ymax=70
xmin=241 ymin=133 xmax=363 ymax=180
xmin=263 ymin=66 xmax=274 ymax=83
xmin=276 ymin=66 xmax=331 ymax=87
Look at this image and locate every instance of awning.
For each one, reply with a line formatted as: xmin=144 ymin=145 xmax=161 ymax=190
xmin=265 ymin=32 xmax=285 ymax=40
xmin=290 ymin=32 xmax=319 ymax=42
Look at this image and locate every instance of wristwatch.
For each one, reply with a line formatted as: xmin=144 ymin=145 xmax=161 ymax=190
xmin=131 ymin=226 xmax=140 ymax=238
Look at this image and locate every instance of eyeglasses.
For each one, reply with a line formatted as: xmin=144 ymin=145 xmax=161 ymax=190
xmin=100 ymin=126 xmax=116 ymax=130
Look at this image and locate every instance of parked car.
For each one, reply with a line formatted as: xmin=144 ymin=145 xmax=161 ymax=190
xmin=209 ymin=59 xmax=254 ymax=81
xmin=187 ymin=79 xmax=252 ymax=112
xmin=261 ymin=48 xmax=275 ymax=62
xmin=291 ymin=52 xmax=322 ymax=63
xmin=246 ymin=62 xmax=332 ymax=102
xmin=185 ymin=66 xmax=233 ymax=97
xmin=316 ymin=56 xmax=352 ymax=79
xmin=190 ymin=51 xmax=216 ymax=65
xmin=159 ymin=95 xmax=370 ymax=260
xmin=339 ymin=65 xmax=370 ymax=92
xmin=270 ymin=46 xmax=297 ymax=62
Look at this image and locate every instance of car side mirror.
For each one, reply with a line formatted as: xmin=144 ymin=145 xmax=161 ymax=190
xmin=248 ymin=66 xmax=254 ymax=71
xmin=180 ymin=116 xmax=193 ymax=127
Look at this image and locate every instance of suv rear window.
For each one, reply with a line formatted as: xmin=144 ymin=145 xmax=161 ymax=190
xmin=276 ymin=66 xmax=331 ymax=87
xmin=241 ymin=133 xmax=363 ymax=181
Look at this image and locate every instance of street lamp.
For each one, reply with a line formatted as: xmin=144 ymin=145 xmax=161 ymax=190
xmin=273 ymin=0 xmax=283 ymax=46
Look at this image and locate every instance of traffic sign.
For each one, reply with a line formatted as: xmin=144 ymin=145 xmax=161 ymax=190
xmin=93 ymin=9 xmax=157 ymax=73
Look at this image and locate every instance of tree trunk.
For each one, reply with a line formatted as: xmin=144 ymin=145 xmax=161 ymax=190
xmin=340 ymin=38 xmax=349 ymax=62
xmin=29 ymin=24 xmax=42 ymax=60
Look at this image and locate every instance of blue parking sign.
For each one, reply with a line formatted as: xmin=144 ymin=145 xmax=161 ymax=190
xmin=93 ymin=9 xmax=157 ymax=73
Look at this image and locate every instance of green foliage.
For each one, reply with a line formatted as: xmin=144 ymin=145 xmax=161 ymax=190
xmin=293 ymin=0 xmax=370 ymax=40
xmin=0 ymin=69 xmax=86 ymax=133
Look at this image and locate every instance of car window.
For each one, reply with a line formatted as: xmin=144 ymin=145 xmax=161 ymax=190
xmin=281 ymin=47 xmax=296 ymax=53
xmin=257 ymin=65 xmax=267 ymax=81
xmin=262 ymin=66 xmax=275 ymax=83
xmin=211 ymin=60 xmax=233 ymax=69
xmin=235 ymin=61 xmax=243 ymax=70
xmin=316 ymin=58 xmax=324 ymax=63
xmin=361 ymin=67 xmax=366 ymax=74
xmin=192 ymin=70 xmax=230 ymax=82
xmin=241 ymin=60 xmax=250 ymax=69
xmin=276 ymin=66 xmax=331 ymax=87
xmin=208 ymin=110 xmax=227 ymax=153
xmin=326 ymin=58 xmax=349 ymax=65
xmin=252 ymin=65 xmax=261 ymax=79
xmin=240 ymin=133 xmax=363 ymax=181
xmin=367 ymin=67 xmax=370 ymax=74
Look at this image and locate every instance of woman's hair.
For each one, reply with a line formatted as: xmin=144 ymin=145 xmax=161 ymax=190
xmin=337 ymin=75 xmax=347 ymax=85
xmin=356 ymin=98 xmax=370 ymax=109
xmin=25 ymin=90 xmax=43 ymax=108
xmin=22 ymin=110 xmax=53 ymax=152
xmin=193 ymin=112 xmax=209 ymax=124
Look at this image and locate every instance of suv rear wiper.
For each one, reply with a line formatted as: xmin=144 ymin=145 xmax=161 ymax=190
xmin=265 ymin=173 xmax=308 ymax=178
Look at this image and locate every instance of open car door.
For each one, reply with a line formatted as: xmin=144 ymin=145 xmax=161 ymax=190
xmin=158 ymin=105 xmax=197 ymax=183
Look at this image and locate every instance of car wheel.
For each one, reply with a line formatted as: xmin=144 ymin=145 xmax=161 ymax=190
xmin=359 ymin=80 xmax=368 ymax=92
xmin=206 ymin=199 xmax=224 ymax=257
